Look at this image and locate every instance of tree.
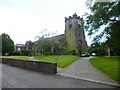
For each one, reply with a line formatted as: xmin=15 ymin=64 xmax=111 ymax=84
xmin=85 ymin=1 xmax=120 ymax=55
xmin=25 ymin=41 xmax=34 ymax=50
xmin=20 ymin=49 xmax=29 ymax=56
xmin=25 ymin=41 xmax=34 ymax=56
xmin=1 ymin=33 xmax=14 ymax=55
xmin=34 ymin=37 xmax=66 ymax=55
xmin=88 ymin=42 xmax=106 ymax=56
xmin=34 ymin=38 xmax=51 ymax=55
xmin=34 ymin=29 xmax=66 ymax=55
xmin=51 ymin=40 xmax=67 ymax=55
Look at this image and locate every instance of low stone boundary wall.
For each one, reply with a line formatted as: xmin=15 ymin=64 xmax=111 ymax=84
xmin=1 ymin=58 xmax=57 ymax=74
xmin=13 ymin=60 xmax=25 ymax=68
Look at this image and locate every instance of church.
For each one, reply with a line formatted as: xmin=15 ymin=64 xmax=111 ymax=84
xmin=52 ymin=13 xmax=87 ymax=55
xmin=15 ymin=13 xmax=87 ymax=56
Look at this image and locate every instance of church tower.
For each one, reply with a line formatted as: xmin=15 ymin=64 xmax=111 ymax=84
xmin=65 ymin=13 xmax=87 ymax=55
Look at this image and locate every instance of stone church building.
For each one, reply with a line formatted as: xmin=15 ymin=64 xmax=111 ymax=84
xmin=53 ymin=13 xmax=87 ymax=55
xmin=65 ymin=13 xmax=87 ymax=54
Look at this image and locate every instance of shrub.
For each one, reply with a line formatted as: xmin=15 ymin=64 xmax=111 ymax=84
xmin=67 ymin=50 xmax=77 ymax=55
xmin=12 ymin=51 xmax=20 ymax=56
xmin=20 ymin=49 xmax=29 ymax=56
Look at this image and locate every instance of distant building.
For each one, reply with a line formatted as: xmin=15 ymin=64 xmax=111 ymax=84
xmin=15 ymin=44 xmax=25 ymax=51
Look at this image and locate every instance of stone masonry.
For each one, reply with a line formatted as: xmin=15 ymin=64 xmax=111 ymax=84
xmin=64 ymin=13 xmax=87 ymax=54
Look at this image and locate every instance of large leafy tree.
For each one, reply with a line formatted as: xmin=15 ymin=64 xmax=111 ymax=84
xmin=34 ymin=29 xmax=66 ymax=55
xmin=1 ymin=33 xmax=14 ymax=55
xmin=34 ymin=38 xmax=52 ymax=54
xmin=34 ymin=37 xmax=66 ymax=55
xmin=85 ymin=1 xmax=120 ymax=55
xmin=88 ymin=42 xmax=106 ymax=56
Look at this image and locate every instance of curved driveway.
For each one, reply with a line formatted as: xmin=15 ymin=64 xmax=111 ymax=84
xmin=57 ymin=57 xmax=119 ymax=86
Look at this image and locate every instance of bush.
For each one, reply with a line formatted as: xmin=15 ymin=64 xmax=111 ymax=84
xmin=44 ymin=53 xmax=50 ymax=55
xmin=12 ymin=51 xmax=20 ymax=56
xmin=20 ymin=49 xmax=29 ymax=56
xmin=67 ymin=50 xmax=77 ymax=55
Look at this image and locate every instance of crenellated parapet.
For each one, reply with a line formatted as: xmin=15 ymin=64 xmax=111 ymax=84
xmin=65 ymin=13 xmax=82 ymax=22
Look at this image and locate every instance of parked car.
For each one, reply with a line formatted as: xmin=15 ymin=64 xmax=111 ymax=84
xmin=91 ymin=53 xmax=96 ymax=56
xmin=81 ymin=53 xmax=90 ymax=57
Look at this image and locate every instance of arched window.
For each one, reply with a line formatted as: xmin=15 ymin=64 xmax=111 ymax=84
xmin=69 ymin=24 xmax=72 ymax=28
xmin=78 ymin=24 xmax=80 ymax=28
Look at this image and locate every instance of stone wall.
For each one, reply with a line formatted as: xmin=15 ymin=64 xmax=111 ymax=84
xmin=65 ymin=13 xmax=87 ymax=55
xmin=1 ymin=58 xmax=57 ymax=74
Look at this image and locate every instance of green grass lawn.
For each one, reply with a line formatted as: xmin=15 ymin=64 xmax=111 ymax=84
xmin=90 ymin=56 xmax=120 ymax=82
xmin=34 ymin=55 xmax=80 ymax=68
xmin=0 ymin=56 xmax=29 ymax=60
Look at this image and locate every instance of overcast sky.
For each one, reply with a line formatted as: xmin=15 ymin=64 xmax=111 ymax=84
xmin=0 ymin=0 xmax=93 ymax=45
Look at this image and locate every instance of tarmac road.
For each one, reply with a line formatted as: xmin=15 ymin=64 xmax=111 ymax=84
xmin=2 ymin=64 xmax=117 ymax=88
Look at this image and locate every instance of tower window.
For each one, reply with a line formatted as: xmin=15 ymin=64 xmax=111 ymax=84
xmin=78 ymin=24 xmax=80 ymax=28
xmin=79 ymin=40 xmax=82 ymax=44
xmin=69 ymin=24 xmax=72 ymax=28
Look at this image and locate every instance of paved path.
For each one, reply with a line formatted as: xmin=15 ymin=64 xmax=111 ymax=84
xmin=29 ymin=57 xmax=37 ymax=61
xmin=57 ymin=57 xmax=119 ymax=86
xmin=2 ymin=64 xmax=116 ymax=88
xmin=29 ymin=56 xmax=119 ymax=86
